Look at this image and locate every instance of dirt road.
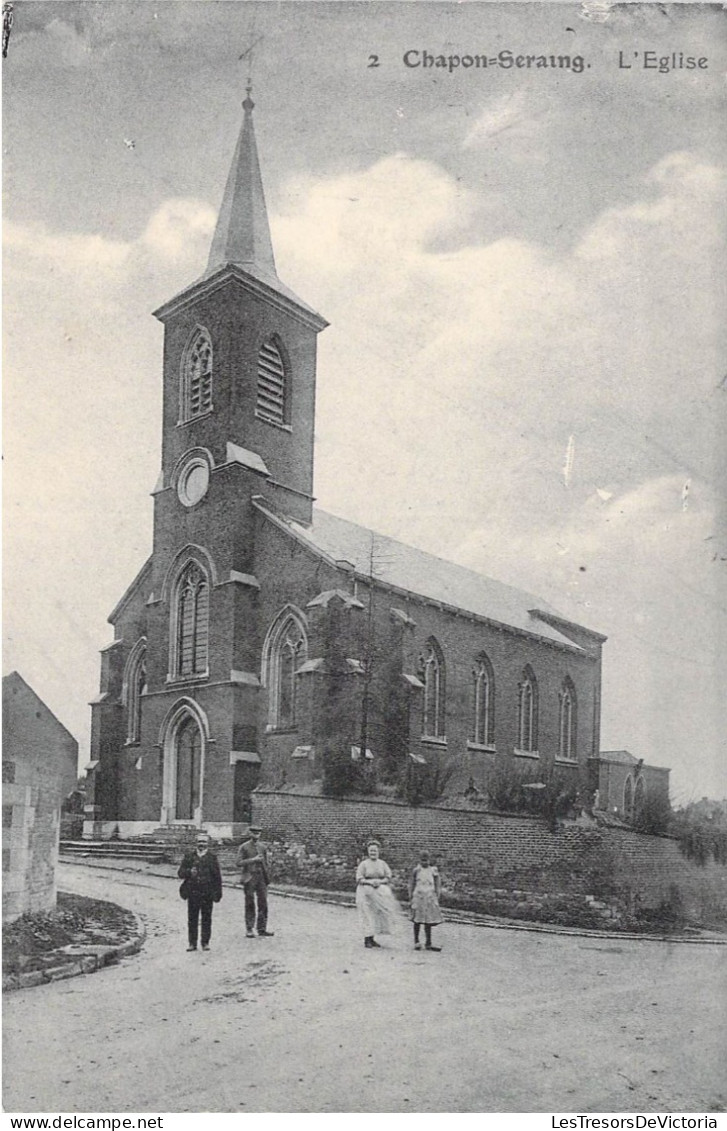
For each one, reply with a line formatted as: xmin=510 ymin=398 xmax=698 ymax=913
xmin=3 ymin=864 xmax=725 ymax=1113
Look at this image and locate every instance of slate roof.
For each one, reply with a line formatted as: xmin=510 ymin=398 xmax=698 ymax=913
xmin=107 ymin=556 xmax=152 ymax=624
xmin=258 ymin=502 xmax=592 ymax=651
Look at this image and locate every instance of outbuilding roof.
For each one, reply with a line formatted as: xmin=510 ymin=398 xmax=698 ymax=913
xmin=2 ymin=671 xmax=79 ymax=747
xmin=596 ymin=749 xmax=641 ymax=765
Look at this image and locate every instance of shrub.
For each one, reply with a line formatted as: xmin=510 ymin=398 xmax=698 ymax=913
xmin=321 ymin=741 xmax=377 ymax=798
xmin=485 ymin=764 xmax=577 ymax=830
xmin=676 ymin=822 xmax=727 ymax=866
xmin=672 ymin=804 xmax=727 ymax=866
xmin=487 ymin=764 xmax=529 ymax=812
xmin=397 ymin=758 xmax=456 ymax=807
xmin=538 ymin=779 xmax=579 ymax=832
xmin=632 ymin=792 xmax=672 ymax=836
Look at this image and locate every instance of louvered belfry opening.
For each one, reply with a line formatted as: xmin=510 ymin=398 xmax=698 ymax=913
xmin=256 ymin=338 xmax=286 ymax=425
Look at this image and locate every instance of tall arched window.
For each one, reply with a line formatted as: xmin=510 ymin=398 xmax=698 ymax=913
xmin=633 ymin=776 xmax=646 ymax=822
xmin=422 ymin=639 xmax=446 ymax=739
xmin=180 ymin=327 xmax=213 ymax=422
xmin=173 ymin=561 xmax=209 ymax=677
xmin=623 ymin=775 xmax=634 ymax=821
xmin=175 ymin=716 xmax=202 ymax=821
xmin=123 ymin=638 xmax=147 ymax=744
xmin=263 ymin=609 xmax=307 ymax=730
xmin=517 ymin=666 xmax=538 ymax=753
xmin=256 ymin=338 xmax=287 ymax=426
xmin=472 ymin=653 xmax=494 ymax=746
xmin=558 ymin=679 xmax=577 ymax=762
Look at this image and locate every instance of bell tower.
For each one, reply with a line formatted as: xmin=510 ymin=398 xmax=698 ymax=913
xmin=151 ymin=83 xmax=328 ymax=528
xmin=138 ymin=86 xmax=328 ymax=795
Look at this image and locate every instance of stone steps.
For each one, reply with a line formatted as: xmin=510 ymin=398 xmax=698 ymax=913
xmin=60 ymin=840 xmax=172 ymax=863
xmin=132 ymin=826 xmax=199 ymax=845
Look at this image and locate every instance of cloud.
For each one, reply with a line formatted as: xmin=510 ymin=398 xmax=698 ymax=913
xmin=461 ymin=89 xmax=545 ymax=152
xmin=3 ymin=220 xmax=130 ymax=274
xmin=3 ymin=198 xmax=215 ymax=298
xmin=271 ymin=149 xmax=725 ymax=516
xmin=140 ymin=199 xmax=216 ymax=264
xmin=274 ymin=155 xmax=477 ymax=277
xmin=577 ymin=151 xmax=726 ymax=262
xmin=13 ymin=17 xmax=93 ymax=69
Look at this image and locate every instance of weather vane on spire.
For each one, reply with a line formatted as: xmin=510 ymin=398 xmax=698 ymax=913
xmin=238 ymin=31 xmax=264 ymax=105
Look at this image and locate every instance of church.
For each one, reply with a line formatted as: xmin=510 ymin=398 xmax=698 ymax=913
xmin=85 ymin=87 xmax=615 ymax=841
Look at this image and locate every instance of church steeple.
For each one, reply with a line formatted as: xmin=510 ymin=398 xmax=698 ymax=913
xmin=206 ymin=82 xmax=277 ymax=281
xmin=152 ymin=85 xmax=327 ymax=529
xmin=154 ymin=84 xmax=325 ymax=324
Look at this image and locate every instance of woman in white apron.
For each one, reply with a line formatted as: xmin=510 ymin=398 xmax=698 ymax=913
xmin=355 ymin=840 xmax=400 ymax=948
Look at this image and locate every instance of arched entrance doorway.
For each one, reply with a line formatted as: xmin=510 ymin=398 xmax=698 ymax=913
xmin=160 ymin=700 xmax=208 ymax=825
xmin=175 ymin=717 xmax=201 ymax=821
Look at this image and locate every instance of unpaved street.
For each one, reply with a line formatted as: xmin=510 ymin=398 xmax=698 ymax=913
xmin=3 ymin=864 xmax=726 ymax=1113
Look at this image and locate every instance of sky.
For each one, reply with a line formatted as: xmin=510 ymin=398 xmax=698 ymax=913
xmin=3 ymin=1 xmax=726 ymax=804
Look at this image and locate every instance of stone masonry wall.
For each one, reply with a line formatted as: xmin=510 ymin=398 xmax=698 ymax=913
xmin=2 ymin=674 xmax=77 ymax=924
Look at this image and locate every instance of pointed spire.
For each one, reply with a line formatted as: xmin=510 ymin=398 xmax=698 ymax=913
xmin=206 ymin=82 xmax=277 ymax=279
xmin=155 ymin=84 xmax=326 ymax=330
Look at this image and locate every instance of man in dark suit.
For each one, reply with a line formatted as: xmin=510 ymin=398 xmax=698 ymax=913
xmin=236 ymin=824 xmax=274 ymax=938
xmin=178 ymin=831 xmax=223 ymax=951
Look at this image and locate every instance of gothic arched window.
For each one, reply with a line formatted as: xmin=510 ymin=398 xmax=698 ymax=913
xmin=256 ymin=338 xmax=287 ymax=427
xmin=472 ymin=653 xmax=494 ymax=746
xmin=558 ymin=679 xmax=577 ymax=762
xmin=624 ymin=775 xmax=634 ymax=821
xmin=633 ymin=776 xmax=646 ymax=822
xmin=180 ymin=327 xmax=213 ymax=422
xmin=173 ymin=561 xmax=209 ymax=678
xmin=263 ymin=609 xmax=307 ymax=730
xmin=175 ymin=716 xmax=202 ymax=822
xmin=422 ymin=638 xmax=446 ymax=739
xmin=123 ymin=638 xmax=147 ymax=744
xmin=517 ymin=666 xmax=538 ymax=753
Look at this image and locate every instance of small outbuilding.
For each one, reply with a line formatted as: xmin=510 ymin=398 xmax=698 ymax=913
xmin=589 ymin=748 xmax=670 ymax=823
xmin=2 ymin=671 xmax=79 ymax=923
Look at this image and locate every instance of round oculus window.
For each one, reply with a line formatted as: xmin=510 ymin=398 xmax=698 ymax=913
xmin=178 ymin=458 xmax=210 ymax=507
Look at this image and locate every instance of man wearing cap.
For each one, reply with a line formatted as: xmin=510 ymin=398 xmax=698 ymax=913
xmin=178 ymin=830 xmax=223 ymax=951
xmin=236 ymin=825 xmax=274 ymax=938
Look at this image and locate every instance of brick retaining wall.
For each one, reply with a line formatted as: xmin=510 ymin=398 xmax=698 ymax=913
xmin=252 ymin=791 xmax=727 ymax=928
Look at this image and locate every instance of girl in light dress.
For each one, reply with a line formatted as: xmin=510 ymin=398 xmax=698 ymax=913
xmin=355 ymin=840 xmax=400 ymax=948
xmin=408 ymin=849 xmax=443 ymax=951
